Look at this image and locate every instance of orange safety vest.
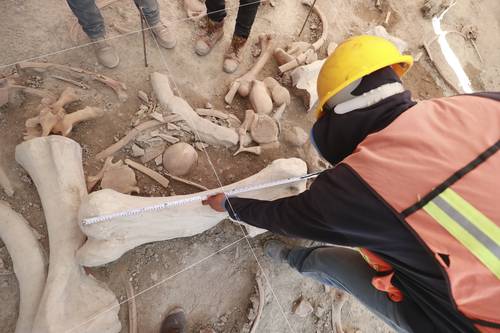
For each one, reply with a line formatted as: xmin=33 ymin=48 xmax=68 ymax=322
xmin=343 ymin=95 xmax=500 ymax=332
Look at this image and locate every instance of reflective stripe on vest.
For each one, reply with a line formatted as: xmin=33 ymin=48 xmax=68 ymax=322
xmin=423 ymin=188 xmax=500 ymax=279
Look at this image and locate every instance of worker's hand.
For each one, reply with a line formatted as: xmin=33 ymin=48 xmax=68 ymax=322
xmin=202 ymin=193 xmax=227 ymax=212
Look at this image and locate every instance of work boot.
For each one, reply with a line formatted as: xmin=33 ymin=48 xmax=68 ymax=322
xmin=223 ymin=35 xmax=248 ymax=73
xmin=194 ymin=18 xmax=224 ymax=56
xmin=92 ymin=37 xmax=120 ymax=69
xmin=264 ymin=240 xmax=291 ymax=263
xmin=160 ymin=307 xmax=187 ymax=333
xmin=151 ymin=21 xmax=177 ymax=49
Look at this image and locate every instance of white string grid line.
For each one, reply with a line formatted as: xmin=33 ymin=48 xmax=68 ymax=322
xmin=0 ymin=0 xmax=265 ymax=69
xmin=63 ymin=2 xmax=299 ymax=332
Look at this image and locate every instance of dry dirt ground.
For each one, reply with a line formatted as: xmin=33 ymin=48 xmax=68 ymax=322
xmin=0 ymin=0 xmax=499 ymax=332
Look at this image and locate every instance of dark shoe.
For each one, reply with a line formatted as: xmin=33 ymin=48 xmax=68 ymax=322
xmin=151 ymin=21 xmax=177 ymax=49
xmin=223 ymin=35 xmax=248 ymax=73
xmin=91 ymin=37 xmax=119 ymax=69
xmin=264 ymin=240 xmax=290 ymax=263
xmin=160 ymin=307 xmax=186 ymax=333
xmin=195 ymin=18 xmax=224 ymax=56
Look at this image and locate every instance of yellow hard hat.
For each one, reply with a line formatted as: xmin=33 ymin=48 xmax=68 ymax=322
xmin=315 ymin=35 xmax=413 ymax=117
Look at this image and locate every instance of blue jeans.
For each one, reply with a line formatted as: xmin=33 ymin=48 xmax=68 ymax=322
xmin=287 ymin=246 xmax=428 ymax=333
xmin=206 ymin=0 xmax=260 ymax=38
xmin=66 ymin=0 xmax=161 ymax=39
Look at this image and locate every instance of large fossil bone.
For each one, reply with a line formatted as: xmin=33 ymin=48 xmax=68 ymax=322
xmin=0 ymin=201 xmax=47 ymax=333
xmin=225 ymin=34 xmax=275 ymax=104
xmin=15 ymin=136 xmax=121 ymax=333
xmin=151 ymin=72 xmax=238 ymax=147
xmin=77 ymin=158 xmax=307 ymax=267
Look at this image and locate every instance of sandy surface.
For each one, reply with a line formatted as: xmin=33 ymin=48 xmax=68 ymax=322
xmin=0 ymin=0 xmax=499 ymax=332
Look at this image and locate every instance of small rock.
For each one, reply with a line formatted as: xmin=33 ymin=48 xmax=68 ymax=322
xmin=131 ymin=144 xmax=145 ymax=157
xmin=204 ymin=102 xmax=213 ymax=109
xmin=225 ymin=105 xmax=231 ymax=110
xmin=137 ymin=90 xmax=149 ymax=103
xmin=293 ymin=297 xmax=314 ymax=318
xmin=150 ymin=272 xmax=158 ymax=282
xmin=283 ymin=126 xmax=309 ymax=147
xmin=310 ymin=23 xmax=318 ymax=30
xmin=314 ymin=305 xmax=326 ymax=318
xmin=154 ymin=155 xmax=163 ymax=166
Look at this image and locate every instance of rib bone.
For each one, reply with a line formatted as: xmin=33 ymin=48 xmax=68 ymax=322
xmin=78 ymin=158 xmax=307 ymax=267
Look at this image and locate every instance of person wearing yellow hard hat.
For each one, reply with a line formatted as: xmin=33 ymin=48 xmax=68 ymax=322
xmin=204 ymin=35 xmax=500 ymax=332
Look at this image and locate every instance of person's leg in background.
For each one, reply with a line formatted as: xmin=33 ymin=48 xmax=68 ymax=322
xmin=194 ymin=0 xmax=226 ymax=56
xmin=223 ymin=0 xmax=260 ymax=73
xmin=66 ymin=0 xmax=119 ymax=68
xmin=134 ymin=0 xmax=176 ymax=49
xmin=267 ymin=241 xmax=429 ymax=333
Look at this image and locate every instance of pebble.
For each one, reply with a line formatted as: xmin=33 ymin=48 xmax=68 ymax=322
xmin=293 ymin=297 xmax=314 ymax=317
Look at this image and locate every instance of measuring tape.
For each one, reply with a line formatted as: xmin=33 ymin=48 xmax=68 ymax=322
xmin=82 ymin=171 xmax=322 ymax=226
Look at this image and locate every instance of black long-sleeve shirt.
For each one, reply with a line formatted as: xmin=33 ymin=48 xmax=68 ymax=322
xmin=226 ymin=164 xmax=476 ymax=333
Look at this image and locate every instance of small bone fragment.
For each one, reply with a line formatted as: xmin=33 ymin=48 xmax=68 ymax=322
xmin=154 ymin=155 xmax=163 ymax=166
xmin=0 ymin=201 xmax=47 ymax=333
xmin=249 ymin=271 xmax=266 ymax=333
xmin=17 ymin=61 xmax=128 ymax=102
xmin=194 ymin=142 xmax=209 ymax=151
xmin=278 ymin=0 xmax=328 ymax=73
xmin=137 ymin=90 xmax=149 ymax=103
xmin=283 ymin=126 xmax=309 ymax=147
xmin=149 ymin=112 xmax=165 ymax=123
xmin=183 ymin=0 xmax=206 ymax=19
xmin=96 ymin=120 xmax=162 ymax=160
xmin=78 ymin=158 xmax=306 ymax=266
xmin=249 ymin=80 xmax=273 ymax=114
xmin=195 ymin=108 xmax=229 ymax=119
xmin=51 ymin=75 xmax=89 ymax=89
xmin=151 ymin=72 xmax=238 ymax=147
xmin=131 ymin=144 xmax=145 ymax=157
xmin=88 ymin=157 xmax=139 ymax=194
xmin=125 ymin=159 xmax=170 ymax=189
xmin=293 ymin=297 xmax=314 ymax=317
xmin=234 ymin=142 xmax=279 ymax=156
xmin=250 ymin=114 xmax=279 ymax=144
xmin=165 ymin=172 xmax=208 ymax=191
xmin=156 ymin=133 xmax=180 ymax=144
xmin=225 ymin=34 xmax=275 ymax=103
xmin=15 ymin=136 xmax=121 ymax=332
xmin=122 ymin=276 xmax=138 ymax=333
xmin=141 ymin=142 xmax=166 ymax=164
xmin=272 ymin=103 xmax=287 ymax=124
xmin=162 ymin=142 xmax=198 ymax=176
xmin=0 ymin=161 xmax=14 ymax=197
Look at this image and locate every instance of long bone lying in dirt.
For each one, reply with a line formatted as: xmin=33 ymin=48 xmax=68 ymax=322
xmin=15 ymin=136 xmax=121 ymax=333
xmin=274 ymin=0 xmax=328 ymax=73
xmin=151 ymin=72 xmax=238 ymax=147
xmin=225 ymin=34 xmax=275 ymax=104
xmin=0 ymin=201 xmax=47 ymax=333
xmin=77 ymin=157 xmax=307 ymax=267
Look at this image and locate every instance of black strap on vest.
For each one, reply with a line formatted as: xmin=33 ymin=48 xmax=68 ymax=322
xmin=401 ymin=139 xmax=500 ymax=218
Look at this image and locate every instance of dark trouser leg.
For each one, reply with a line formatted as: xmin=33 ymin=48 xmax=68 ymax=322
xmin=288 ymin=246 xmax=427 ymax=333
xmin=134 ymin=0 xmax=161 ymax=26
xmin=206 ymin=0 xmax=227 ymax=23
xmin=66 ymin=0 xmax=105 ymax=39
xmin=234 ymin=0 xmax=260 ymax=38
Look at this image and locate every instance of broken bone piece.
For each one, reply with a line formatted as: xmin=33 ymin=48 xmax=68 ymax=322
xmin=125 ymin=159 xmax=170 ymax=189
xmin=141 ymin=141 xmax=166 ymax=164
xmin=235 ymin=109 xmax=256 ymax=155
xmin=87 ymin=157 xmax=139 ymax=194
xmin=290 ymin=59 xmax=326 ymax=109
xmin=95 ymin=120 xmax=162 ymax=160
xmin=151 ymin=72 xmax=238 ymax=147
xmin=17 ymin=61 xmax=128 ymax=102
xmin=250 ymin=114 xmax=279 ymax=144
xmin=15 ymin=136 xmax=121 ymax=332
xmin=0 ymin=201 xmax=47 ymax=333
xmin=52 ymin=106 xmax=104 ymax=136
xmin=233 ymin=141 xmax=279 ymax=156
xmin=249 ymin=80 xmax=273 ymax=114
xmin=162 ymin=142 xmax=198 ymax=176
xmin=225 ymin=34 xmax=275 ymax=104
xmin=0 ymin=161 xmax=14 ymax=197
xmin=277 ymin=0 xmax=328 ymax=73
xmin=78 ymin=158 xmax=306 ymax=266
